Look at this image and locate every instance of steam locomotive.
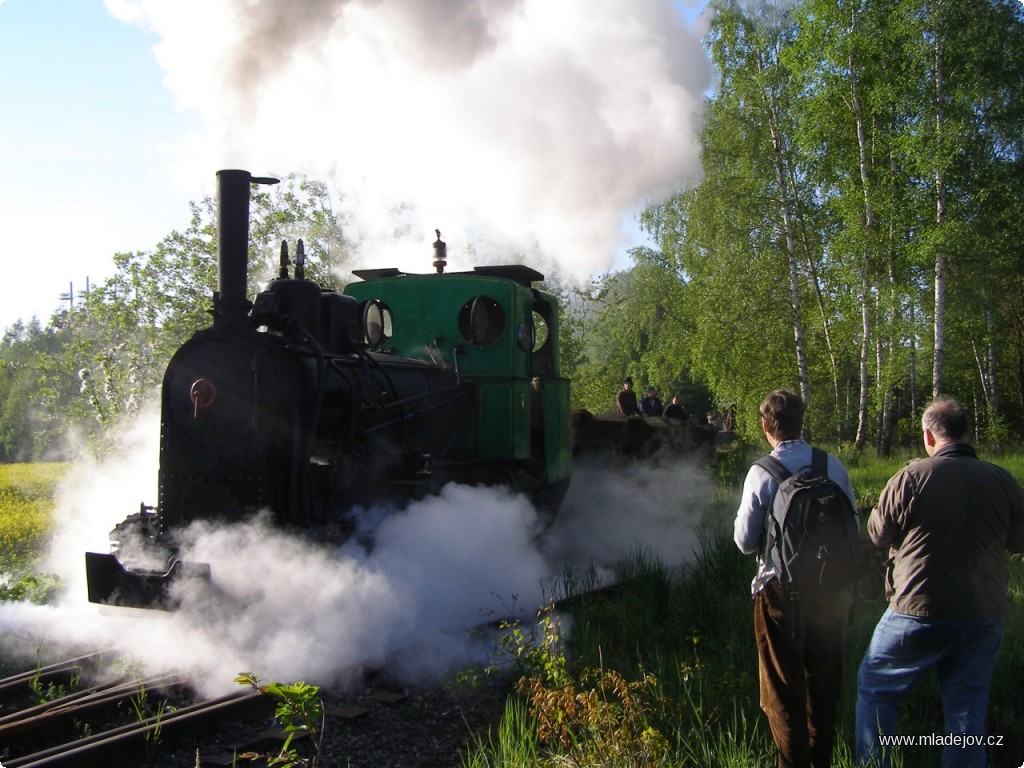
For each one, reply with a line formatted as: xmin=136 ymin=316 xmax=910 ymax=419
xmin=85 ymin=169 xmax=573 ymax=609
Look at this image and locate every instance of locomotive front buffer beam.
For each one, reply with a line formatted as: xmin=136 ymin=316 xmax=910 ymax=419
xmin=84 ymin=552 xmax=211 ymax=611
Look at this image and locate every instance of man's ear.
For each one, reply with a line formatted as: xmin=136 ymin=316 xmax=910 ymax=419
xmin=923 ymin=428 xmax=937 ymax=450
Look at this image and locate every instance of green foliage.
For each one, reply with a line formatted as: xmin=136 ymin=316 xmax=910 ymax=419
xmin=635 ymin=0 xmax=1024 ymax=449
xmin=484 ymin=604 xmax=571 ymax=690
xmin=711 ymin=440 xmax=758 ymax=488
xmin=843 ymin=450 xmax=916 ymax=512
xmin=0 ymin=321 xmax=76 ymax=461
xmin=0 ymin=463 xmax=67 ymax=578
xmin=563 ymin=264 xmax=713 ymax=420
xmin=236 ymin=672 xmax=325 ymax=767
xmin=0 ymin=571 xmax=61 ymax=605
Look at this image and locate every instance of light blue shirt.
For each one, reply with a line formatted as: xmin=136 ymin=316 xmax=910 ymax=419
xmin=733 ymin=439 xmax=857 ymax=595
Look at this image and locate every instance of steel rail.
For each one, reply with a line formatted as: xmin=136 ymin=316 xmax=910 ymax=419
xmin=0 ymin=651 xmax=109 ymax=697
xmin=4 ymin=689 xmax=269 ymax=768
xmin=0 ymin=673 xmax=185 ymax=740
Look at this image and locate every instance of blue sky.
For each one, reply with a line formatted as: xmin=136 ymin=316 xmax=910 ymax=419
xmin=0 ymin=0 xmax=202 ymax=330
xmin=0 ymin=0 xmax=712 ymax=332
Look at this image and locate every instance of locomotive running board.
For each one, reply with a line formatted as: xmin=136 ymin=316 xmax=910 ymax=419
xmin=85 ymin=552 xmax=211 ymax=611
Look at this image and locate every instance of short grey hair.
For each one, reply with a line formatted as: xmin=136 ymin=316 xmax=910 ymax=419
xmin=922 ymin=397 xmax=970 ymax=442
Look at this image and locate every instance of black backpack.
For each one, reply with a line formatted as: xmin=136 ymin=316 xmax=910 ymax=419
xmin=755 ymin=448 xmax=861 ymax=617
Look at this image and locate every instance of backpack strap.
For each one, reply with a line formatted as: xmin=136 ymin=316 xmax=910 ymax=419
xmin=757 ymin=447 xmax=827 ymax=481
xmin=810 ymin=446 xmax=828 ymax=478
xmin=752 ymin=454 xmax=790 ymax=585
xmin=754 ymin=454 xmax=791 ymax=483
xmin=808 ymin=446 xmax=859 ymax=627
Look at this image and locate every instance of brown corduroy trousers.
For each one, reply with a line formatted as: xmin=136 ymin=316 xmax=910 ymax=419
xmin=754 ymin=580 xmax=844 ymax=768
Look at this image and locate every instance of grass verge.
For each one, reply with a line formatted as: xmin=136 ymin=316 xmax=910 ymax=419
xmin=463 ymin=447 xmax=1024 ymax=767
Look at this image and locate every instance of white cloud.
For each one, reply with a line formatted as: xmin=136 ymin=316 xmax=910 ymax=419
xmin=106 ymin=0 xmax=712 ymax=278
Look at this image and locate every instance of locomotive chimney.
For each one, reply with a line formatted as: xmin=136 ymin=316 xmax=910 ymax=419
xmin=215 ymin=169 xmax=279 ymax=328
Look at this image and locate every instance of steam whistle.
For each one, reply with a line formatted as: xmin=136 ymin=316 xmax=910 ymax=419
xmin=296 ymin=239 xmax=306 ymax=280
xmin=433 ymin=229 xmax=447 ymax=274
xmin=278 ymin=241 xmax=290 ymax=279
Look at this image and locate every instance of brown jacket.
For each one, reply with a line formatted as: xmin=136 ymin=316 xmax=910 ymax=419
xmin=616 ymin=389 xmax=639 ymax=416
xmin=868 ymin=443 xmax=1024 ymax=618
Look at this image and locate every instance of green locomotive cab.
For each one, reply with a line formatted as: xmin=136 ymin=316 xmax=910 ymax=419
xmin=344 ymin=263 xmax=572 ymax=517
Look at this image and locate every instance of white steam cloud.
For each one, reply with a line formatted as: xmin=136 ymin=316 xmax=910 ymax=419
xmin=104 ymin=0 xmax=711 ymax=276
xmin=548 ymin=455 xmax=711 ymax=572
xmin=0 ymin=412 xmax=712 ymax=696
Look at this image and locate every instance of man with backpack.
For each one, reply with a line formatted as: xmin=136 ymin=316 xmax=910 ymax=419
xmin=734 ymin=389 xmax=859 ymax=768
xmin=855 ymin=397 xmax=1024 ymax=768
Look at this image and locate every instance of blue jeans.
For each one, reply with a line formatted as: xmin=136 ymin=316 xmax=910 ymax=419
xmin=855 ymin=608 xmax=1003 ymax=768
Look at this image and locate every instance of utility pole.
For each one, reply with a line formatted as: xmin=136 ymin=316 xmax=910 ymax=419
xmin=58 ymin=278 xmax=89 ymax=328
xmin=59 ymin=281 xmax=74 ymax=312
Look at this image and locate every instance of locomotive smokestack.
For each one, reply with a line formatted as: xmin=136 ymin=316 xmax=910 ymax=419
xmin=215 ymin=169 xmax=279 ymax=328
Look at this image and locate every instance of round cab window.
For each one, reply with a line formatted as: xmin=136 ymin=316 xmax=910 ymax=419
xmin=362 ymin=300 xmax=392 ymax=346
xmin=458 ymin=296 xmax=506 ymax=347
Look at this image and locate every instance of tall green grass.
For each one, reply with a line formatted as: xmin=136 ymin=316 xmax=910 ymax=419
xmin=843 ymin=442 xmax=1024 ymax=512
xmin=462 ymin=696 xmax=541 ymax=768
xmin=464 ymin=449 xmax=1024 ymax=767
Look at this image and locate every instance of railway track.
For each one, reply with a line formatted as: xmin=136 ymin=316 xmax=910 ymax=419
xmin=0 ymin=647 xmax=493 ymax=768
xmin=0 ymin=590 xmax=612 ymax=766
xmin=0 ymin=654 xmax=273 ymax=767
